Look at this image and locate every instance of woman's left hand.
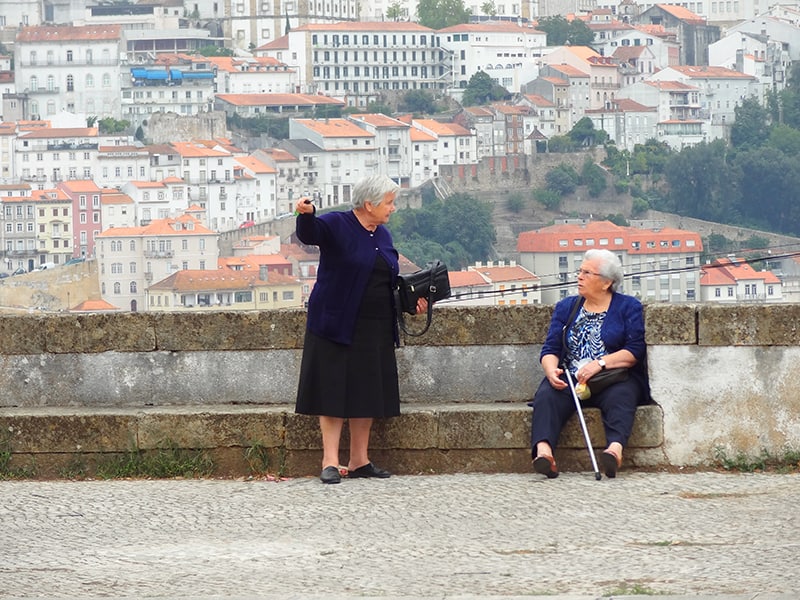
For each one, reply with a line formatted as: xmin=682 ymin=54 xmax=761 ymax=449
xmin=415 ymin=297 xmax=429 ymax=315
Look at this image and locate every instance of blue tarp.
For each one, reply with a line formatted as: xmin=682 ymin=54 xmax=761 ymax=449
xmin=130 ymin=68 xmax=168 ymax=80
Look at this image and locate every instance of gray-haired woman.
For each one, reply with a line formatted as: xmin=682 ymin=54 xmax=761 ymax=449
xmin=294 ymin=175 xmax=427 ymax=483
xmin=529 ymin=249 xmax=649 ymax=479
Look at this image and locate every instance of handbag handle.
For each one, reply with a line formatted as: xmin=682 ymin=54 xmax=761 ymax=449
xmin=395 ymin=269 xmax=435 ymax=337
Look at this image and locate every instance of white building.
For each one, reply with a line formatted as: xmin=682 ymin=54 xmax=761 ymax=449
xmin=617 ymin=79 xmax=708 ymax=149
xmin=517 ymin=220 xmax=704 ymax=304
xmin=347 ymin=113 xmax=413 ymax=187
xmin=207 ymin=56 xmax=296 ymax=94
xmin=411 ymin=119 xmax=477 ymax=168
xmin=96 ymin=213 xmax=219 ymax=312
xmin=14 ymin=24 xmax=124 ymax=120
xmin=435 ymin=22 xmax=547 ymax=98
xmin=648 ymin=65 xmax=757 ymax=135
xmin=288 ymin=118 xmax=380 ymax=207
xmin=441 ymin=261 xmax=541 ymax=307
xmin=282 ymin=21 xmax=446 ymax=107
xmin=170 ymin=140 xmax=243 ymax=231
xmin=585 ymin=98 xmax=659 ymax=151
xmin=14 ymin=126 xmax=132 ymax=189
xmin=699 ymin=257 xmax=783 ymax=303
xmin=100 ymin=190 xmax=136 ymax=230
xmin=233 ymin=155 xmax=279 ymax=222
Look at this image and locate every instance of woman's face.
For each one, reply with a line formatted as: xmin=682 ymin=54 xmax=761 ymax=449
xmin=367 ymin=191 xmax=397 ymax=225
xmin=576 ymin=259 xmax=611 ymax=297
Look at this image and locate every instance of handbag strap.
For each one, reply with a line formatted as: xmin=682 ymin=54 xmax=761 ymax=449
xmin=560 ymin=296 xmax=585 ymax=369
xmin=396 ymin=269 xmax=435 ymax=337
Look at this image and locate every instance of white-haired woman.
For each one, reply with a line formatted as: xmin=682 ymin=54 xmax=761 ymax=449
xmin=529 ymin=249 xmax=649 ymax=479
xmin=294 ymin=175 xmax=427 ymax=483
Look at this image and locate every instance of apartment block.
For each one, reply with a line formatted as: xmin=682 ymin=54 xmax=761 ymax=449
xmin=517 ymin=220 xmax=704 ymax=304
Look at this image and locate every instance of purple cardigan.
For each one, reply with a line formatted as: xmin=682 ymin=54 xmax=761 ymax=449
xmin=296 ymin=209 xmax=400 ymax=346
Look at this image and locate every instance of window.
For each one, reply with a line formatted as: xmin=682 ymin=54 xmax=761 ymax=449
xmin=66 ymin=75 xmax=74 ymax=91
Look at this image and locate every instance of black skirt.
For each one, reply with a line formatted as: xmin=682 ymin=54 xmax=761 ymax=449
xmin=295 ymin=258 xmax=400 ymax=419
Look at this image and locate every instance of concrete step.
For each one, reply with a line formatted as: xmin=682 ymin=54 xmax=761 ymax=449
xmin=0 ymin=403 xmax=663 ymax=478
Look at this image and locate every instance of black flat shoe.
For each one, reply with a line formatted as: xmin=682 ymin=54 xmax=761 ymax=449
xmin=320 ymin=465 xmax=341 ymax=484
xmin=600 ymin=451 xmax=621 ymax=479
xmin=533 ymin=455 xmax=559 ymax=479
xmin=347 ymin=462 xmax=391 ymax=479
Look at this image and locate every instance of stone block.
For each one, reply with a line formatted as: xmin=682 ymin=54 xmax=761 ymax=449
xmin=45 ymin=313 xmax=156 ymax=353
xmin=0 ymin=409 xmax=138 ymax=453
xmin=554 ymin=404 xmax=663 ymax=449
xmin=0 ymin=315 xmax=48 ymax=354
xmin=401 ymin=305 xmax=553 ymax=346
xmin=137 ymin=407 xmax=285 ymax=449
xmin=698 ymin=303 xmax=800 ymax=346
xmin=371 ymin=409 xmax=438 ymax=449
xmin=645 ymin=303 xmax=697 ymax=345
xmin=152 ymin=311 xmax=306 ymax=351
xmin=437 ymin=404 xmax=530 ymax=449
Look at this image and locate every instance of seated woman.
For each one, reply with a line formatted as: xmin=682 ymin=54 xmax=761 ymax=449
xmin=529 ymin=249 xmax=649 ymax=479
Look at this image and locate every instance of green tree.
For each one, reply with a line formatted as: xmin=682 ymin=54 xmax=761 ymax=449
xmin=481 ymin=1 xmax=497 ymax=15
xmin=545 ymin=164 xmax=580 ymax=196
xmin=663 ymin=140 xmax=736 ymax=221
xmin=366 ymin=102 xmax=392 ymax=115
xmin=97 ymin=117 xmax=130 ymax=134
xmin=535 ymin=15 xmax=570 ymax=45
xmin=730 ymin=97 xmax=770 ymax=149
xmin=196 ymin=45 xmax=234 ymax=57
xmin=461 ymin=71 xmax=509 ymax=106
xmin=535 ymin=15 xmax=594 ymax=46
xmin=733 ymin=146 xmax=800 ymax=234
xmin=386 ymin=2 xmax=404 ymax=20
xmin=399 ymin=90 xmax=437 ymax=114
xmin=567 ymin=18 xmax=595 ymax=46
xmin=767 ymin=124 xmax=800 ymax=156
xmin=569 ymin=117 xmax=608 ymax=146
xmin=581 ymin=159 xmax=607 ymax=197
xmin=507 ymin=192 xmax=525 ymax=213
xmin=545 ymin=135 xmax=577 ymax=153
xmin=416 ymin=0 xmax=471 ymax=29
xmin=389 ymin=193 xmax=495 ymax=268
xmin=779 ymin=63 xmax=800 ymax=129
xmin=533 ymin=188 xmax=561 ymax=210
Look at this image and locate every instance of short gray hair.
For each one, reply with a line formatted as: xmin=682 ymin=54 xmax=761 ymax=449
xmin=584 ymin=249 xmax=624 ymax=292
xmin=352 ymin=175 xmax=400 ymax=209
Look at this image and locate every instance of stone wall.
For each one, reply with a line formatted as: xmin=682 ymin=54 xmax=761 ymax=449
xmin=1 ymin=304 xmax=798 ymax=477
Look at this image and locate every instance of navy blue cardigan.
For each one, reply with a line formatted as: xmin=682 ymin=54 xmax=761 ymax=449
xmin=296 ymin=209 xmax=400 ymax=346
xmin=540 ymin=292 xmax=650 ymax=396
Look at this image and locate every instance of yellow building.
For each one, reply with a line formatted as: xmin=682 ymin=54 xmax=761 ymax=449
xmin=146 ymin=267 xmax=303 ymax=311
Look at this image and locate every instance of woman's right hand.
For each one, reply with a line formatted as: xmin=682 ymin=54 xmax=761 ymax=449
xmin=545 ymin=367 xmax=567 ymax=390
xmin=294 ymin=197 xmax=313 ymax=215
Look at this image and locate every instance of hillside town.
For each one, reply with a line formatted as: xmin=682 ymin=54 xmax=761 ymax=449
xmin=1 ymin=0 xmax=799 ymax=312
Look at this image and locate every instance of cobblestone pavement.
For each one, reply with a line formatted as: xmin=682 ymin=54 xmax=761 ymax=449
xmin=0 ymin=471 xmax=798 ymax=599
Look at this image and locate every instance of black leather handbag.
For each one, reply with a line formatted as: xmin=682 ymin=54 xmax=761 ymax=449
xmin=395 ymin=260 xmax=451 ymax=336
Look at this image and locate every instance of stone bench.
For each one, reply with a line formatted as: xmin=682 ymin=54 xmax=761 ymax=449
xmin=0 ymin=403 xmax=663 ymax=477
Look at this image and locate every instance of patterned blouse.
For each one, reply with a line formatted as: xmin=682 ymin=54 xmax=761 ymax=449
xmin=564 ymin=307 xmax=608 ymax=375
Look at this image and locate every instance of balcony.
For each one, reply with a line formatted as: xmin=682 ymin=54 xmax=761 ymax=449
xmin=144 ymin=250 xmax=174 ymax=259
xmin=144 ymin=272 xmax=153 ymax=282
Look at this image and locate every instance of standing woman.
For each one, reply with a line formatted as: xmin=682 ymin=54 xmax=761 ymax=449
xmin=294 ymin=175 xmax=427 ymax=484
xmin=529 ymin=249 xmax=649 ymax=479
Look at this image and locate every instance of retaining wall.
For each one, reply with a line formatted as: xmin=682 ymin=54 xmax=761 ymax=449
xmin=1 ymin=304 xmax=798 ymax=477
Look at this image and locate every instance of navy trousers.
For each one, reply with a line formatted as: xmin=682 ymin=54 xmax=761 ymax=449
xmin=529 ymin=376 xmax=641 ymax=457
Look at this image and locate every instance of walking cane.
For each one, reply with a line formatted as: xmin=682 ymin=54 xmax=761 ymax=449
xmin=564 ymin=367 xmax=602 ymax=481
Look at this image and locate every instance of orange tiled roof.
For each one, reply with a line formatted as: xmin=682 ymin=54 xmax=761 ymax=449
xmin=293 ymin=118 xmax=374 ymax=137
xmin=59 ymin=180 xmax=102 ymax=193
xmin=655 ymin=4 xmax=706 ymax=24
xmin=450 ymin=270 xmax=491 ymax=288
xmin=235 ymin=156 xmax=277 ymax=174
xmin=19 ymin=127 xmax=98 ymax=139
xmin=149 ymin=269 xmax=299 ymax=292
xmin=16 ymin=25 xmax=121 ymax=43
xmin=517 ymin=221 xmax=703 ymax=254
xmin=71 ymin=299 xmax=120 ymax=312
xmin=171 ymin=141 xmax=230 ymax=158
xmin=645 ymin=80 xmax=699 ymax=91
xmin=97 ymin=215 xmax=215 ymax=237
xmin=668 ymin=65 xmax=756 ymax=80
xmin=414 ymin=119 xmax=471 ymax=136
xmin=546 ymin=63 xmax=590 ymax=78
xmin=470 ymin=265 xmax=540 ymax=283
xmin=410 ymin=128 xmax=437 ymax=142
xmin=293 ymin=22 xmax=433 ymax=33
xmin=700 ymin=257 xmax=781 ymax=285
xmin=349 ymin=113 xmax=409 ymax=128
xmin=215 ymin=93 xmax=344 ymax=107
xmin=436 ymin=22 xmax=544 ymax=35
xmin=524 ymin=94 xmax=555 ymax=107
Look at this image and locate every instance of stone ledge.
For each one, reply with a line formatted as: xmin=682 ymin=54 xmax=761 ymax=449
xmin=0 ymin=404 xmax=663 ymax=477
